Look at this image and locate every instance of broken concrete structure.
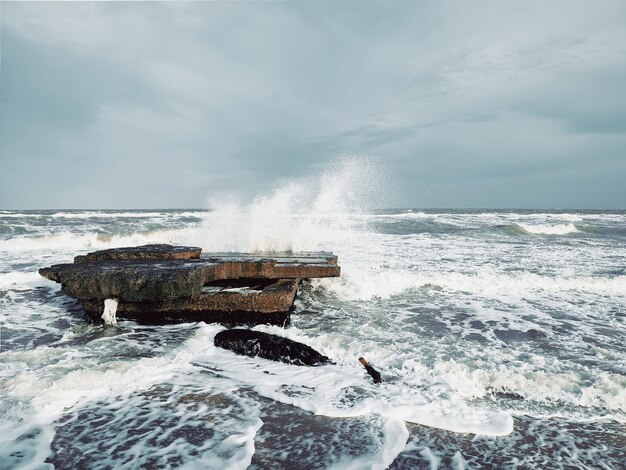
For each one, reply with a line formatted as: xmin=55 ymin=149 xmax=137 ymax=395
xmin=39 ymin=244 xmax=340 ymax=325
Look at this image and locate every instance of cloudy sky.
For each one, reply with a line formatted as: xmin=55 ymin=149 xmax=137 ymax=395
xmin=1 ymin=1 xmax=625 ymax=209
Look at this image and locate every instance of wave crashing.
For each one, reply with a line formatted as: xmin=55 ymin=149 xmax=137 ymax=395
xmin=516 ymin=223 xmax=579 ymax=235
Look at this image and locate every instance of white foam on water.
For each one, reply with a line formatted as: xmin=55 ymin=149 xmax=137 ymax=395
xmin=418 ymin=447 xmax=442 ymax=470
xmin=0 ymin=271 xmax=47 ymax=291
xmin=326 ymin=417 xmax=409 ymax=470
xmin=517 ymin=223 xmax=579 ymax=235
xmin=0 ymin=326 xmax=219 ymax=468
xmin=194 ymin=324 xmax=514 ymax=438
xmin=432 ymin=359 xmax=626 ymax=415
xmin=373 ymin=211 xmax=429 ymax=219
xmin=101 ymin=299 xmax=118 ymax=326
xmin=7 ymin=345 xmax=187 ymax=423
xmin=274 ymin=307 xmax=626 ymax=418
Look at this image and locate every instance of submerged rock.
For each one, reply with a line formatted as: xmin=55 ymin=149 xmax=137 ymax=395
xmin=214 ymin=329 xmax=332 ymax=366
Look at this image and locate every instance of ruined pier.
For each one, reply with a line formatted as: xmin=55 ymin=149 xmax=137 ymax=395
xmin=39 ymin=244 xmax=340 ymax=325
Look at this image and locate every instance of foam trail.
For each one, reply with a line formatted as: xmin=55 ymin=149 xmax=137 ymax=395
xmin=101 ymin=299 xmax=118 ymax=325
xmin=194 ymin=325 xmax=514 ymax=437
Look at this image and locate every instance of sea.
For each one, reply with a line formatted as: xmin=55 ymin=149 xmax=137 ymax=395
xmin=1 ymin=203 xmax=625 ymax=468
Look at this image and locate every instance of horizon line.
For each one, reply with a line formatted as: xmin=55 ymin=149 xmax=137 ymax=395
xmin=1 ymin=207 xmax=625 ymax=212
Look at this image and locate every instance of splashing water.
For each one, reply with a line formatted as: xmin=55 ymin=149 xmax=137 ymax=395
xmin=101 ymin=299 xmax=118 ymax=326
xmin=517 ymin=222 xmax=579 ymax=235
xmin=199 ymin=158 xmax=385 ymax=252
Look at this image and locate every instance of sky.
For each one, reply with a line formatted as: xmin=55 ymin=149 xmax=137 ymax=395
xmin=1 ymin=1 xmax=625 ymax=210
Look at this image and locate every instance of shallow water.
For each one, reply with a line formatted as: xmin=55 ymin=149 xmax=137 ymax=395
xmin=1 ymin=208 xmax=625 ymax=469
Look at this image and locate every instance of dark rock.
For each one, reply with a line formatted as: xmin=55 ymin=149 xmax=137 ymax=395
xmin=214 ymin=329 xmax=331 ymax=366
xmin=74 ymin=244 xmax=202 ymax=263
xmin=86 ymin=309 xmax=292 ymax=327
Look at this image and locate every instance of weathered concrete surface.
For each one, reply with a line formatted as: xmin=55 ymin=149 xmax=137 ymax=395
xmin=203 ymin=252 xmax=338 ymax=265
xmin=40 ymin=246 xmax=339 ymax=302
xmin=201 ymin=253 xmax=339 ymax=282
xmin=74 ymin=244 xmax=201 ymax=263
xmin=82 ymin=279 xmax=300 ymax=317
xmin=214 ymin=329 xmax=332 ymax=366
xmin=104 ymin=310 xmax=292 ymax=327
xmin=40 ymin=259 xmax=210 ymax=302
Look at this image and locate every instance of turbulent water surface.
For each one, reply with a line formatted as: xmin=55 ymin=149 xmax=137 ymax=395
xmin=1 ymin=207 xmax=625 ymax=469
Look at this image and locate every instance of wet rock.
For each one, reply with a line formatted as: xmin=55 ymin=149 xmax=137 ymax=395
xmin=39 ymin=245 xmax=340 ymax=325
xmin=39 ymin=247 xmax=339 ymax=302
xmin=39 ymin=259 xmax=211 ymax=302
xmin=74 ymin=244 xmax=202 ymax=263
xmin=82 ymin=278 xmax=300 ymax=325
xmin=214 ymin=329 xmax=332 ymax=366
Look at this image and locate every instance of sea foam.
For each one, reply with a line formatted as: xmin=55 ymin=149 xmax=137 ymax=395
xmin=192 ymin=325 xmax=514 ymax=437
xmin=517 ymin=223 xmax=579 ymax=235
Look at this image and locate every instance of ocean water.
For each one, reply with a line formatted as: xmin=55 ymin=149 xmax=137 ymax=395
xmin=1 ymin=203 xmax=625 ymax=468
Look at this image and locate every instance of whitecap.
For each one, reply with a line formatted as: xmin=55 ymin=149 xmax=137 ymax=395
xmin=517 ymin=223 xmax=579 ymax=235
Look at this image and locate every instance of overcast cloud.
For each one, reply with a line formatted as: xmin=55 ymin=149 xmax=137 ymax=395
xmin=1 ymin=1 xmax=625 ymax=209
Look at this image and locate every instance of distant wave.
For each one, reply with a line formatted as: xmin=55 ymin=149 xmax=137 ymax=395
xmin=0 ymin=211 xmax=206 ymax=219
xmin=495 ymin=223 xmax=580 ymax=235
xmin=433 ymin=359 xmax=626 ymax=412
xmin=517 ymin=223 xmax=579 ymax=235
xmin=50 ymin=211 xmax=206 ymax=219
xmin=373 ymin=211 xmax=429 ymax=219
xmin=0 ymin=228 xmax=198 ymax=252
xmin=314 ymin=267 xmax=626 ymax=301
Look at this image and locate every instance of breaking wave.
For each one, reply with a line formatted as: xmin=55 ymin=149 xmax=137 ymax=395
xmin=198 ymin=158 xmax=384 ymax=252
xmin=0 ymin=210 xmax=205 ymax=219
xmin=315 ymin=267 xmax=626 ymax=301
xmin=0 ymin=229 xmax=197 ymax=252
xmin=0 ymin=271 xmax=46 ymax=291
xmin=0 ymin=158 xmax=384 ymax=254
xmin=432 ymin=359 xmax=626 ymax=413
xmin=516 ymin=223 xmax=579 ymax=235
